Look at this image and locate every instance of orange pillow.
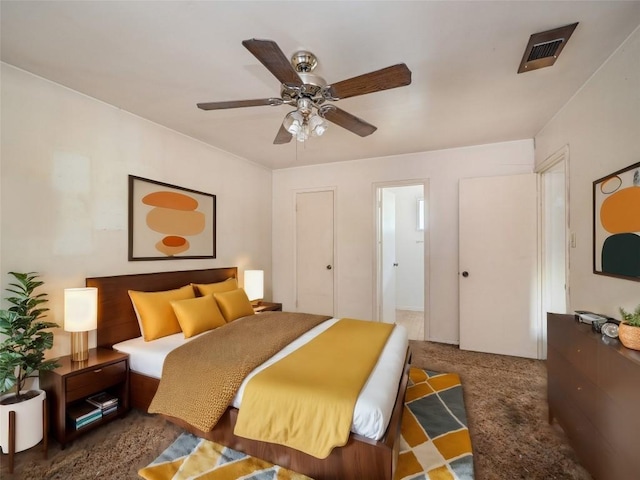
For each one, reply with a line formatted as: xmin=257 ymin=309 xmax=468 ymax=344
xmin=213 ymin=288 xmax=255 ymax=322
xmin=192 ymin=277 xmax=238 ymax=296
xmin=128 ymin=285 xmax=195 ymax=341
xmin=171 ymin=295 xmax=226 ymax=338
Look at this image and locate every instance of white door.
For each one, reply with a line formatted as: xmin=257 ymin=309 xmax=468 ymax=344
xmin=381 ymin=189 xmax=397 ymax=323
xmin=459 ymin=174 xmax=539 ymax=358
xmin=296 ymin=190 xmax=334 ymax=316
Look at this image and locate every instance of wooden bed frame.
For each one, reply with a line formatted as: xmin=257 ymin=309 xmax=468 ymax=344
xmin=87 ymin=267 xmax=411 ymax=480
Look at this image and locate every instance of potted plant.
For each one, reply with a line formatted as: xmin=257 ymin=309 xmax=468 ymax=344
xmin=0 ymin=272 xmax=59 ymax=453
xmin=618 ymin=304 xmax=640 ymax=351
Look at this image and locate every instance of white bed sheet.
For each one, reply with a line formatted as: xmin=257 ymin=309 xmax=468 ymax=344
xmin=113 ymin=318 xmax=408 ymax=441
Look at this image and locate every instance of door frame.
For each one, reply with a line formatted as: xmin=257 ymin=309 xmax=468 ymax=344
xmin=373 ymin=179 xmax=430 ymax=339
xmin=380 ymin=188 xmax=397 ymax=324
xmin=293 ymin=186 xmax=338 ymax=314
xmin=535 ymin=145 xmax=571 ymax=359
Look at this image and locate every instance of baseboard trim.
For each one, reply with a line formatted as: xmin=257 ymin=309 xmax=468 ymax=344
xmin=424 ymin=337 xmax=460 ymax=346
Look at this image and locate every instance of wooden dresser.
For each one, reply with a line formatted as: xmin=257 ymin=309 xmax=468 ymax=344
xmin=547 ymin=313 xmax=640 ymax=479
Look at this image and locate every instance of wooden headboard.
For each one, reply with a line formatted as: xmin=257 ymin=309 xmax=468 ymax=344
xmin=87 ymin=267 xmax=238 ymax=348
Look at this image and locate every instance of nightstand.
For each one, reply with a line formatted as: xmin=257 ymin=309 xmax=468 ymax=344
xmin=39 ymin=348 xmax=130 ymax=448
xmin=253 ymin=301 xmax=282 ymax=313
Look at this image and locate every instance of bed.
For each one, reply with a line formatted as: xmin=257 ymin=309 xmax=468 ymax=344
xmin=87 ymin=267 xmax=411 ymax=480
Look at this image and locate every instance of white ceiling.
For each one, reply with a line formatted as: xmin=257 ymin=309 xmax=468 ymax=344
xmin=2 ymin=1 xmax=640 ymax=170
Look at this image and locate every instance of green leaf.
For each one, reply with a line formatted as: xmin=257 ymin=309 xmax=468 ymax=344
xmin=0 ymin=271 xmax=57 ymax=394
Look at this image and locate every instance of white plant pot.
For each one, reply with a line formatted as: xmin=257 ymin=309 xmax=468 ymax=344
xmin=0 ymin=390 xmax=45 ymax=453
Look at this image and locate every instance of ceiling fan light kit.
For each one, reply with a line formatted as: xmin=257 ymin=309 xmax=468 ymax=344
xmin=282 ymin=97 xmax=329 ymax=142
xmin=197 ymin=39 xmax=412 ymax=145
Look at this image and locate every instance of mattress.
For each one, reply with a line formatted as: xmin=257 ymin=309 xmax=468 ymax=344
xmin=114 ymin=318 xmax=408 ymax=440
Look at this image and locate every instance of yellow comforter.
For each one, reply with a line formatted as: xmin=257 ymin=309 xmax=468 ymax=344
xmin=148 ymin=312 xmax=330 ymax=432
xmin=234 ymin=318 xmax=394 ymax=458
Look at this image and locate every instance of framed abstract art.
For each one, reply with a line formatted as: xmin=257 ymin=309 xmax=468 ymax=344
xmin=128 ymin=175 xmax=216 ymax=260
xmin=593 ymin=161 xmax=640 ymax=281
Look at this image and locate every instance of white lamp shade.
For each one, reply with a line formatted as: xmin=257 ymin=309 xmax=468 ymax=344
xmin=64 ymin=287 xmax=98 ymax=332
xmin=244 ymin=270 xmax=264 ymax=301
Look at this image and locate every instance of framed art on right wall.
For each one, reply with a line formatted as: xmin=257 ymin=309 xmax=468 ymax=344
xmin=593 ymin=161 xmax=640 ymax=281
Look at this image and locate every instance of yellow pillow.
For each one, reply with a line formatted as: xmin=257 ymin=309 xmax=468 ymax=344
xmin=171 ymin=295 xmax=226 ymax=338
xmin=128 ymin=285 xmax=195 ymax=341
xmin=192 ymin=277 xmax=238 ymax=296
xmin=214 ymin=288 xmax=255 ymax=322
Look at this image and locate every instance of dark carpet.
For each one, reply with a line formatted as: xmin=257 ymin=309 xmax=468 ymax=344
xmin=0 ymin=341 xmax=592 ymax=479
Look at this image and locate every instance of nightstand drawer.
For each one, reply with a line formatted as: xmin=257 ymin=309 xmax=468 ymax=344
xmin=66 ymin=360 xmax=127 ymax=402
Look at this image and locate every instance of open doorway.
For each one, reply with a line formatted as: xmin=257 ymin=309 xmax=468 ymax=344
xmin=375 ymin=182 xmax=427 ymax=340
xmin=538 ymin=148 xmax=569 ymax=358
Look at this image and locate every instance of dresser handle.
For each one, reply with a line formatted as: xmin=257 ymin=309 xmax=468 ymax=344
xmin=93 ymin=368 xmax=102 ymax=373
xmin=577 ymin=386 xmax=582 ymax=391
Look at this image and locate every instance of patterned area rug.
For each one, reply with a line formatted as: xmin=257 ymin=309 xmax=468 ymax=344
xmin=397 ymin=369 xmax=473 ymax=479
xmin=139 ymin=368 xmax=473 ymax=480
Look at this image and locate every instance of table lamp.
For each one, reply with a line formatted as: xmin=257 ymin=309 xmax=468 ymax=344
xmin=64 ymin=287 xmax=97 ymax=362
xmin=244 ymin=270 xmax=264 ymax=306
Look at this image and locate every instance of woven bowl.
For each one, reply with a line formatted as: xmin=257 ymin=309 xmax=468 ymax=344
xmin=618 ymin=322 xmax=640 ymax=351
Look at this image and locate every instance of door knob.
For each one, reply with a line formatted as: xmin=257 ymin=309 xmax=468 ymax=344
xmin=326 ymin=265 xmax=332 ymax=270
xmin=462 ymin=271 xmax=469 ymax=277
xmin=393 ymin=263 xmax=399 ymax=267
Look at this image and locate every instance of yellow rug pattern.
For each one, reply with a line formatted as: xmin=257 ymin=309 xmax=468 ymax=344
xmin=138 ymin=433 xmax=311 ymax=480
xmin=395 ymin=368 xmax=473 ymax=479
xmin=139 ymin=368 xmax=473 ymax=480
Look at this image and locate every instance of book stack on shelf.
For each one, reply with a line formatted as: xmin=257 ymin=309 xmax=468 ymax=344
xmin=87 ymin=391 xmax=119 ymax=416
xmin=67 ymin=402 xmax=102 ymax=430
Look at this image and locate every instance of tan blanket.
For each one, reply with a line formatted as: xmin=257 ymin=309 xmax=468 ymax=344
xmin=148 ymin=311 xmax=330 ymax=432
xmin=234 ymin=318 xmax=394 ymax=458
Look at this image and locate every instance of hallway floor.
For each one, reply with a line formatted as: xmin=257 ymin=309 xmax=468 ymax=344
xmin=396 ymin=309 xmax=424 ymax=340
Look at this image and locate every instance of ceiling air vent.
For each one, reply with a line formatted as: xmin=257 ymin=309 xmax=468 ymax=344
xmin=518 ymin=22 xmax=578 ymax=73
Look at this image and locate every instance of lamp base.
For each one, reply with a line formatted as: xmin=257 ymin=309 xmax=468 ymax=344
xmin=70 ymin=331 xmax=89 ymax=362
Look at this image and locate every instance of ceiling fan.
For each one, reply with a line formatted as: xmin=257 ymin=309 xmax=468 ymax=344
xmin=197 ymin=39 xmax=412 ymax=144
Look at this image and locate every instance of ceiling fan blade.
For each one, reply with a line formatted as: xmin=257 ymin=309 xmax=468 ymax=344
xmin=325 ymin=63 xmax=412 ymax=100
xmin=321 ymin=106 xmax=377 ymax=137
xmin=274 ymin=123 xmax=293 ymax=144
xmin=197 ymin=98 xmax=283 ymax=110
xmin=242 ymin=39 xmax=303 ymax=86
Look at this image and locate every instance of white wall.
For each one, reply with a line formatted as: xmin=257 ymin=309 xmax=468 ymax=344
xmin=272 ymin=139 xmax=534 ymax=344
xmin=535 ymin=26 xmax=640 ymax=318
xmin=0 ymin=64 xmax=273 ymax=357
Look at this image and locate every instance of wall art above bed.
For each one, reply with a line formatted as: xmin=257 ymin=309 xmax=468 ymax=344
xmin=593 ymin=161 xmax=640 ymax=281
xmin=128 ymin=175 xmax=216 ymax=260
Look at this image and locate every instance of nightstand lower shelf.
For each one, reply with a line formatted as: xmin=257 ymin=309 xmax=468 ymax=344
xmin=39 ymin=348 xmax=130 ymax=448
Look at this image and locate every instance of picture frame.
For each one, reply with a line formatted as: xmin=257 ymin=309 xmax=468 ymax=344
xmin=128 ymin=175 xmax=216 ymax=260
xmin=593 ymin=161 xmax=640 ymax=281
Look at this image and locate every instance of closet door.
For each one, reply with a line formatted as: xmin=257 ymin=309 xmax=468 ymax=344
xmin=296 ymin=190 xmax=335 ymax=316
xmin=459 ymin=174 xmax=539 ymax=358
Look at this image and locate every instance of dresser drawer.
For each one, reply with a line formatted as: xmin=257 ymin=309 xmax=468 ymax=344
xmin=547 ymin=346 xmax=604 ymax=424
xmin=548 ymin=375 xmax=614 ymax=480
xmin=596 ymin=344 xmax=640 ymax=469
xmin=547 ymin=315 xmax=597 ymax=383
xmin=598 ymin=341 xmax=640 ymax=411
xmin=66 ymin=360 xmax=127 ymax=403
